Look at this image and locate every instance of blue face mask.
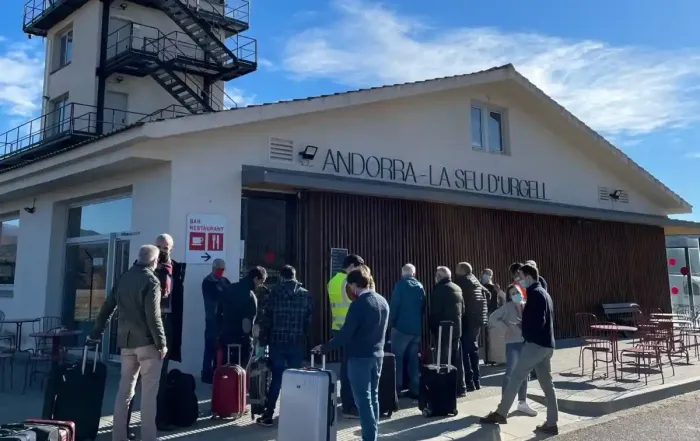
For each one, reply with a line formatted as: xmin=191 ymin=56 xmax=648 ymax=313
xmin=519 ymin=278 xmax=531 ymax=289
xmin=512 ymin=294 xmax=523 ymax=304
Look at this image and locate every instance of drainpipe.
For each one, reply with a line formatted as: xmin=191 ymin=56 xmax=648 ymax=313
xmin=95 ymin=0 xmax=113 ymax=135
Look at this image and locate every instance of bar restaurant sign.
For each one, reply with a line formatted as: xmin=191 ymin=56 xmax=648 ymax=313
xmin=321 ymin=149 xmax=550 ymax=201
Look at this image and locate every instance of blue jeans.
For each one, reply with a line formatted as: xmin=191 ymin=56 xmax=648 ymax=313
xmin=503 ymin=342 xmax=527 ymax=402
xmin=391 ymin=328 xmax=420 ymax=395
xmin=347 ymin=357 xmax=383 ymax=441
xmin=263 ymin=342 xmax=305 ymax=418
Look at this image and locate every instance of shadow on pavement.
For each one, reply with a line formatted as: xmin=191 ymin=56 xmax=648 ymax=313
xmin=378 ymin=415 xmax=479 ymax=441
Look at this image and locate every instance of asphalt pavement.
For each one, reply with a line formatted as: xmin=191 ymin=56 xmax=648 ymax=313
xmin=550 ymin=390 xmax=700 ymax=441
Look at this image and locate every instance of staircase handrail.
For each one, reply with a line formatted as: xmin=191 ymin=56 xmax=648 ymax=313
xmin=146 ymin=34 xmax=238 ymax=110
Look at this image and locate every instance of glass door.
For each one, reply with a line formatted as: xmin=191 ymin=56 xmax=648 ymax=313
xmin=62 ymin=232 xmax=137 ymax=357
xmin=666 ymin=236 xmax=700 ymax=316
xmin=62 ymin=239 xmax=110 ymax=345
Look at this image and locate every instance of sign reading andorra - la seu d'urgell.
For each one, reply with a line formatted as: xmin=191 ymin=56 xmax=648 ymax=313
xmin=319 ymin=149 xmax=549 ymax=201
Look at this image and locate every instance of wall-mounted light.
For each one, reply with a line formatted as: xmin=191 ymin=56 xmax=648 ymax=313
xmin=299 ymin=145 xmax=318 ymax=166
xmin=609 ymin=189 xmax=623 ymax=201
xmin=299 ymin=145 xmax=318 ymax=160
xmin=24 ymin=198 xmax=36 ymax=214
xmin=119 ymin=3 xmax=128 ymax=10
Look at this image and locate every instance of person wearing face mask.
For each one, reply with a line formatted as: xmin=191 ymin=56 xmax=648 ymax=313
xmin=481 ymin=263 xmax=558 ymax=435
xmin=89 ymin=245 xmax=167 ymax=441
xmin=201 ymin=259 xmax=230 ymax=384
xmin=487 ymin=284 xmax=538 ymax=417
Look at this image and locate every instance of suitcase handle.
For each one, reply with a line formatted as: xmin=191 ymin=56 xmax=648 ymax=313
xmin=81 ymin=342 xmax=100 ymax=375
xmin=226 ymin=344 xmax=242 ymax=366
xmin=436 ymin=321 xmax=454 ymax=368
xmin=309 ymin=352 xmax=326 ymax=370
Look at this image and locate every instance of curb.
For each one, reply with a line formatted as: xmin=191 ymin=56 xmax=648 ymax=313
xmin=527 ymin=375 xmax=700 ymax=417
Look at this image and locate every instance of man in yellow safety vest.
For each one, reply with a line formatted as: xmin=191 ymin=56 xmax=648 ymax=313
xmin=327 ymin=253 xmax=365 ymax=418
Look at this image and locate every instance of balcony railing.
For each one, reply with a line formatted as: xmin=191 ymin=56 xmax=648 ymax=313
xmin=106 ymin=22 xmax=257 ymax=67
xmin=24 ymin=0 xmax=250 ymax=34
xmin=0 ymin=103 xmax=189 ymax=162
xmin=177 ymin=0 xmax=250 ymax=25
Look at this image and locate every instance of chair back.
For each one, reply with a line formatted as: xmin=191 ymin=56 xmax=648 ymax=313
xmin=575 ymin=313 xmax=598 ymax=338
xmin=0 ymin=310 xmax=5 ymax=334
xmin=32 ymin=316 xmax=62 ymax=355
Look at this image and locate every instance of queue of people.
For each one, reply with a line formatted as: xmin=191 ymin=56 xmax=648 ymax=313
xmin=86 ymin=236 xmax=558 ymax=441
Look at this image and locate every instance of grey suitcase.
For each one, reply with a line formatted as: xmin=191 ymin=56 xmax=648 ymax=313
xmin=277 ymin=354 xmax=337 ymax=441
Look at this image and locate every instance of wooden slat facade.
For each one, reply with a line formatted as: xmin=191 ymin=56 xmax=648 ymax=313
xmin=298 ymin=191 xmax=671 ymax=352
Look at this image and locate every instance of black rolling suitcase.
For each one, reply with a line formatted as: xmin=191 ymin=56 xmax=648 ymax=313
xmin=378 ymin=352 xmax=399 ymax=417
xmin=418 ymin=321 xmax=458 ymax=417
xmin=45 ymin=344 xmax=106 ymax=441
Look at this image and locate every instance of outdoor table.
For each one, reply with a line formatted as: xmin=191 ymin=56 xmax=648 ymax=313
xmin=651 ymin=313 xmax=685 ymax=318
xmin=590 ymin=324 xmax=638 ymax=363
xmin=650 ymin=318 xmax=693 ymax=327
xmin=0 ymin=318 xmax=40 ymax=352
xmin=30 ymin=329 xmax=82 ymax=367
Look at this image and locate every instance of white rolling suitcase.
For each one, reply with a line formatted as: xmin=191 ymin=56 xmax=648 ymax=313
xmin=278 ymin=353 xmax=337 ymax=441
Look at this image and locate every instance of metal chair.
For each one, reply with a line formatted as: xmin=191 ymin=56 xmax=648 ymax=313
xmin=0 ymin=310 xmax=17 ymax=350
xmin=23 ymin=317 xmax=62 ymax=393
xmin=575 ymin=313 xmax=605 ymax=367
xmin=581 ymin=321 xmax=618 ymax=380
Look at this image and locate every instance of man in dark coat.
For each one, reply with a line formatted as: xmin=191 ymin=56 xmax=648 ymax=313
xmin=429 ymin=266 xmax=466 ymax=395
xmin=218 ymin=266 xmax=267 ymax=367
xmin=201 ymin=258 xmax=230 ymax=384
xmin=455 ymin=262 xmax=488 ymax=391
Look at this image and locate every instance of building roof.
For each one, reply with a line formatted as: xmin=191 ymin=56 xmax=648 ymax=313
xmin=145 ymin=63 xmax=690 ymax=213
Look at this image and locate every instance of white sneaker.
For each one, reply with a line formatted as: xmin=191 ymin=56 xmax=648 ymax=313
xmin=517 ymin=401 xmax=538 ymax=417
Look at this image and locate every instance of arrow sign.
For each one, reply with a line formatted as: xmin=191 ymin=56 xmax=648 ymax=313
xmin=201 ymin=252 xmax=211 ymax=262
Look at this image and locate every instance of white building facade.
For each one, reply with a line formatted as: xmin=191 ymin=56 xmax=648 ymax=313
xmin=0 ymin=64 xmax=695 ymax=374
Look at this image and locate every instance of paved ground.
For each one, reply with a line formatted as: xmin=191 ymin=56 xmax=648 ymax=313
xmin=550 ymin=389 xmax=700 ymax=441
xmin=1 ymin=339 xmax=699 ymax=440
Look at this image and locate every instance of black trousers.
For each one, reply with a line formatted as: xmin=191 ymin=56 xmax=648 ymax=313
xmin=437 ymin=338 xmax=466 ymax=393
xmin=332 ymin=330 xmax=356 ymax=413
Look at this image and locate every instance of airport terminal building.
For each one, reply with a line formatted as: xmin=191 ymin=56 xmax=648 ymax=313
xmin=0 ymin=62 xmax=696 ymax=373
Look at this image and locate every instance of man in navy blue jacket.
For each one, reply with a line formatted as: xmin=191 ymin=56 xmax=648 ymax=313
xmin=314 ymin=266 xmax=389 ymax=441
xmin=480 ymin=264 xmax=559 ymax=435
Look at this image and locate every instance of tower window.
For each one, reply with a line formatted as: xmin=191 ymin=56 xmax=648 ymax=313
xmin=53 ymin=27 xmax=73 ymax=71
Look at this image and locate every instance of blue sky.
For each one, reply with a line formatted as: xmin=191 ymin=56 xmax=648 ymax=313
xmin=2 ymin=0 xmax=700 ymax=219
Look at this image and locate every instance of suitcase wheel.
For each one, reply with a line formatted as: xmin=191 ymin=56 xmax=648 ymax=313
xmin=453 ymin=409 xmax=459 ymax=416
xmin=386 ymin=411 xmax=393 ymax=418
xmin=422 ymin=408 xmax=431 ymax=417
xmin=211 ymin=414 xmax=220 ymax=420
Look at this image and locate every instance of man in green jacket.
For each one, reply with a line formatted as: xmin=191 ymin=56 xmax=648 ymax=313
xmin=90 ymin=245 xmax=167 ymax=441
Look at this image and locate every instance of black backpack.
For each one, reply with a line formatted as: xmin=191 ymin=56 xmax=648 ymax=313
xmin=160 ymin=369 xmax=199 ymax=427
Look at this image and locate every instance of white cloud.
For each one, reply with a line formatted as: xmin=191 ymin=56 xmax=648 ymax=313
xmin=282 ymin=0 xmax=700 ymax=137
xmin=224 ymin=86 xmax=257 ymax=108
xmin=0 ymin=38 xmax=44 ymax=120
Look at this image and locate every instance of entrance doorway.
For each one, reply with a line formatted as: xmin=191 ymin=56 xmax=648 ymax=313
xmin=666 ymin=236 xmax=700 ymax=316
xmin=62 ymin=232 xmax=137 ymax=361
xmin=240 ymin=191 xmax=297 ymax=286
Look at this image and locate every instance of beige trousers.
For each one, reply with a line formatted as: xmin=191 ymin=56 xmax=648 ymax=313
xmin=113 ymin=345 xmax=163 ymax=441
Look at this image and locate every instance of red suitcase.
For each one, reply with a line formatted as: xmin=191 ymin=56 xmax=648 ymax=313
xmin=211 ymin=344 xmax=247 ymax=420
xmin=24 ymin=419 xmax=75 ymax=441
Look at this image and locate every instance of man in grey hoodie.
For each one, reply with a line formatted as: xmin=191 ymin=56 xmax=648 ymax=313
xmin=389 ymin=263 xmax=425 ymax=398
